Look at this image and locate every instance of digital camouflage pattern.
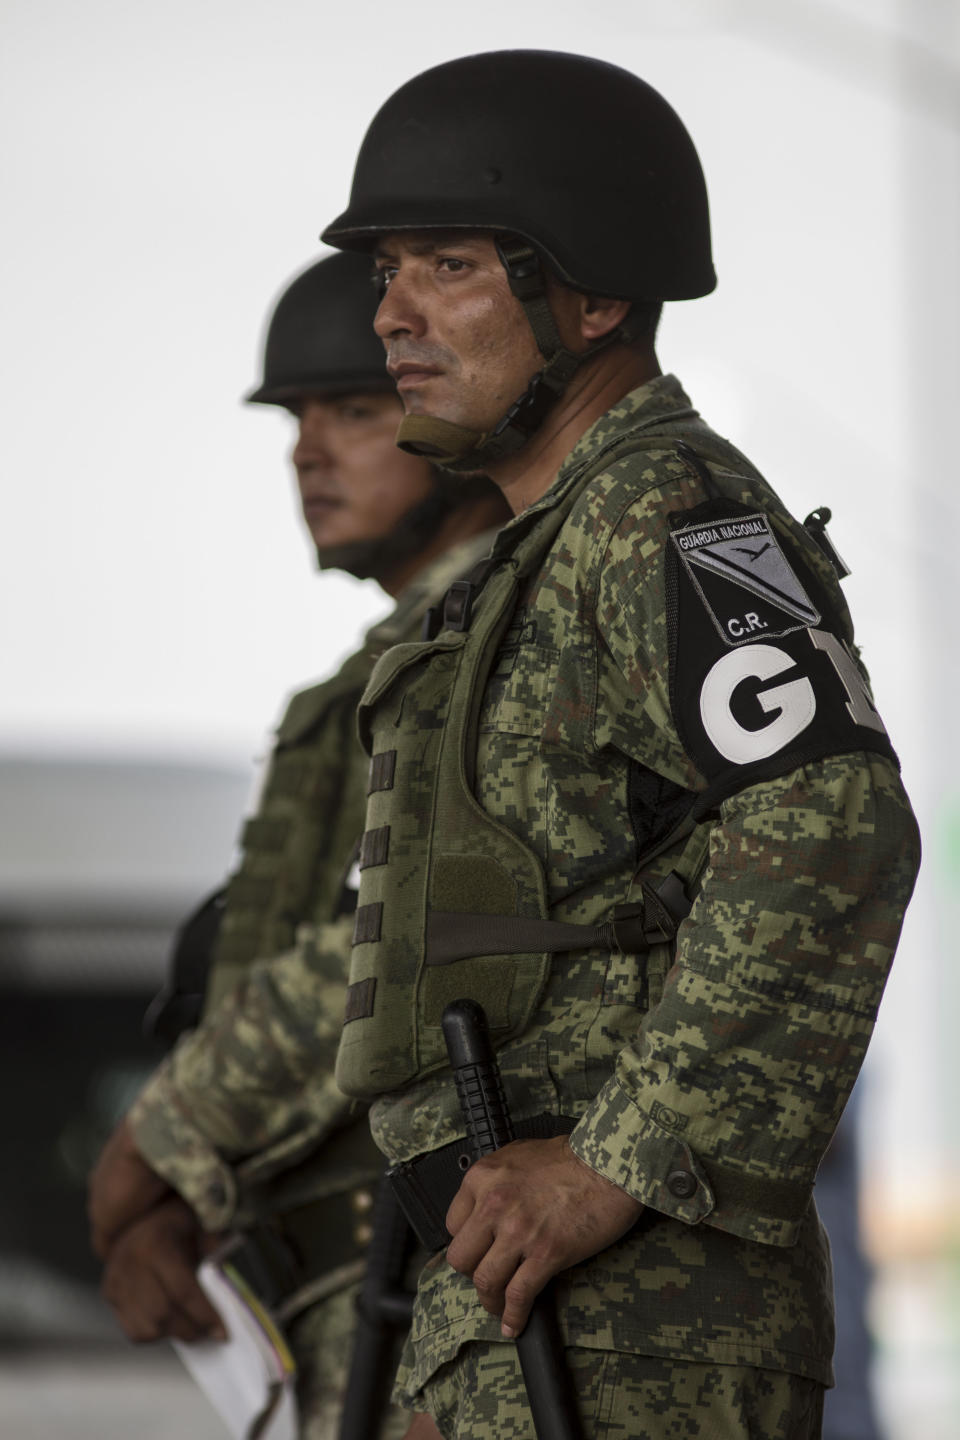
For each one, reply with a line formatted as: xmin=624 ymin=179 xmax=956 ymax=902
xmin=417 ymin=1335 xmax=824 ymax=1439
xmin=128 ymin=528 xmax=503 ymax=1225
xmin=288 ymin=1288 xmax=409 ymax=1440
xmin=127 ymin=531 xmax=502 ymax=1438
xmin=334 ymin=376 xmax=919 ymax=1401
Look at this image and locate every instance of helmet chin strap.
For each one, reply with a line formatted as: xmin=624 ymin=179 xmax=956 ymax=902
xmin=394 ymin=237 xmax=620 ymax=473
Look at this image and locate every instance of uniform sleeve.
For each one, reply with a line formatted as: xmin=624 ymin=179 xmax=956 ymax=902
xmin=568 ymin=483 xmax=921 ymax=1246
xmin=570 ymin=751 xmax=919 ymax=1245
xmin=128 ymin=917 xmax=358 ymax=1231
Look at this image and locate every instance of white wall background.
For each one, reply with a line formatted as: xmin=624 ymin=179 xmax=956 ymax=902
xmin=2 ymin=0 xmax=957 ymax=1258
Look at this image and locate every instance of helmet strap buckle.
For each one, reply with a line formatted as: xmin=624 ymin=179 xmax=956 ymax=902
xmin=495 ymin=236 xmax=545 ymax=304
xmin=491 ymin=372 xmax=548 ymax=439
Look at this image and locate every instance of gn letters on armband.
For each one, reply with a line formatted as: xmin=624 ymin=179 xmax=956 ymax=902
xmin=665 ymin=496 xmax=898 ymax=808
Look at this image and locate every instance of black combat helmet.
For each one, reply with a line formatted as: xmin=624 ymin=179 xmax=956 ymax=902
xmin=321 ymin=51 xmax=714 ymax=469
xmin=246 ymin=250 xmax=390 ymax=406
xmin=322 ymin=49 xmax=715 ymax=303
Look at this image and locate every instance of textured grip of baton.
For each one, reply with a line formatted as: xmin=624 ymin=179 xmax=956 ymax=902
xmin=442 ymin=998 xmax=586 ymax=1440
xmin=443 ymin=998 xmax=515 ymax=1157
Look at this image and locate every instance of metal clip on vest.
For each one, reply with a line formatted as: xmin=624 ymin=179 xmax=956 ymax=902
xmin=442 ymin=580 xmax=475 ymax=632
xmin=442 ymin=998 xmax=586 ymax=1440
xmin=803 ymin=506 xmax=851 ymax=580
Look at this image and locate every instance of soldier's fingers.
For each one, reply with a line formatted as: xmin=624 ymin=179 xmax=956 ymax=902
xmin=499 ymin=1255 xmax=555 ymax=1338
xmin=102 ymin=1266 xmax=175 ymax=1343
xmin=163 ymin=1299 xmax=223 ymax=1345
xmin=161 ymin=1256 xmax=226 ymax=1338
xmin=101 ymin=1248 xmax=219 ymax=1344
xmin=444 ymin=1211 xmax=497 ymax=1277
xmin=444 ymin=1176 xmax=478 ymax=1237
xmin=465 ymin=1234 xmax=530 ymax=1318
xmin=402 ymin=1414 xmax=445 ymax=1439
xmin=90 ymin=1221 xmax=117 ymax=1262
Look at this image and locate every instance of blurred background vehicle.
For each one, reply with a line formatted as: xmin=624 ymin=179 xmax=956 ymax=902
xmin=0 ymin=751 xmax=252 ymax=1340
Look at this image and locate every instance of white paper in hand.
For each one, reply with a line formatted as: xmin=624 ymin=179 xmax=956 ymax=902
xmin=172 ymin=1254 xmax=298 ymax=1440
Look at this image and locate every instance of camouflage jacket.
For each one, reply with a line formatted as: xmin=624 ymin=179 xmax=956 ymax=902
xmin=127 ymin=531 xmax=502 ymax=1229
xmin=342 ymin=375 xmax=919 ymax=1389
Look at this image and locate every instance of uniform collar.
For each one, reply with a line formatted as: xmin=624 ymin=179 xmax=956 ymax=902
xmin=490 ymin=374 xmax=698 ymax=554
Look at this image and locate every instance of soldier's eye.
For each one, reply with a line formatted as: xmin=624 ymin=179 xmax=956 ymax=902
xmin=372 ymin=267 xmax=394 ymax=299
xmin=339 ymin=400 xmax=376 ymax=421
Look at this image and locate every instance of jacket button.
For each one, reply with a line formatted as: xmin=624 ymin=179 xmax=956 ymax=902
xmin=667 ymin=1169 xmax=697 ymax=1199
xmin=353 ymin=1222 xmax=374 ymax=1248
xmin=351 ymin=1188 xmax=374 ymax=1215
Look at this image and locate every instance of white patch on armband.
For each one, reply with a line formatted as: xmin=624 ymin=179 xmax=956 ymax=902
xmin=700 ymin=643 xmax=816 ymax=763
xmin=808 ymin=629 xmax=887 ymax=734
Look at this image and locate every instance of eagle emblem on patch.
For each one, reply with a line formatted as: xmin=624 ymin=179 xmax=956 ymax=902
xmin=671 ymin=513 xmax=820 ymax=647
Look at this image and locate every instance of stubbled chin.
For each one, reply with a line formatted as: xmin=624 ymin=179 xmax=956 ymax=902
xmin=306 ymin=522 xmax=345 ymax=549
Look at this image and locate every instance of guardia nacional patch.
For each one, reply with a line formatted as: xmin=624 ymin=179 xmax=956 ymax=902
xmin=666 ymin=496 xmax=898 ymax=806
xmin=672 ymin=512 xmax=820 ymax=646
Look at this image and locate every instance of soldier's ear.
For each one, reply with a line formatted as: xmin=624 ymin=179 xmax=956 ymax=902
xmin=579 ymin=294 xmax=632 ymax=343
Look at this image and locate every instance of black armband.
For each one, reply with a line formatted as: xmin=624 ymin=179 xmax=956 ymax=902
xmin=665 ymin=498 xmax=897 ymax=811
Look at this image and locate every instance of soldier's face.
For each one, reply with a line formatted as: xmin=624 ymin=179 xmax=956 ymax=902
xmin=373 ymin=232 xmax=544 ymax=433
xmin=290 ymin=390 xmax=433 ymax=549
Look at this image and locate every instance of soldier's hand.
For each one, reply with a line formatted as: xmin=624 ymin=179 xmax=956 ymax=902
xmin=401 ymin=1416 xmax=445 ymax=1439
xmin=445 ymin=1135 xmax=643 ymax=1338
xmin=88 ymin=1117 xmax=171 ymax=1259
xmin=100 ymin=1196 xmax=227 ymax=1344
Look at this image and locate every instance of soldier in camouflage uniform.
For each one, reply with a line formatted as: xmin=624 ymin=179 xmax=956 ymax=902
xmin=88 ymin=250 xmax=508 ymax=1438
xmin=88 ymin=52 xmax=921 ymax=1440
xmin=315 ymin=52 xmax=919 ymax=1437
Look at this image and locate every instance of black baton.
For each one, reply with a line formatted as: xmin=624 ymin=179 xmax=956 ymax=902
xmin=442 ymin=999 xmax=585 ymax=1440
xmin=338 ymin=1174 xmax=415 ymax=1440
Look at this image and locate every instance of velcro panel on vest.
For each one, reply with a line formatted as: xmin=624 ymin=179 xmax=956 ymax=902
xmin=353 ymin=903 xmax=383 ymax=946
xmin=344 ymin=977 xmax=377 ymax=1024
xmin=359 ymin=826 xmax=390 ymax=870
xmin=429 ymin=853 xmax=517 ymax=914
xmin=416 ymin=850 xmax=547 ymax=1034
xmin=417 ymin=853 xmax=523 ymax=1029
xmin=418 ymin=958 xmax=519 ymax=1038
xmin=368 ymin=750 xmax=397 ymax=794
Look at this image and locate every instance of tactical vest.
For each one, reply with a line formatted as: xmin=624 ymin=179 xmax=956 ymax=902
xmin=204 ymin=653 xmax=373 ymax=1014
xmin=338 ymin=420 xmax=892 ymax=1101
xmin=204 ymin=530 xmax=507 ymax=1016
xmin=338 ymin=427 xmax=706 ymax=1099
